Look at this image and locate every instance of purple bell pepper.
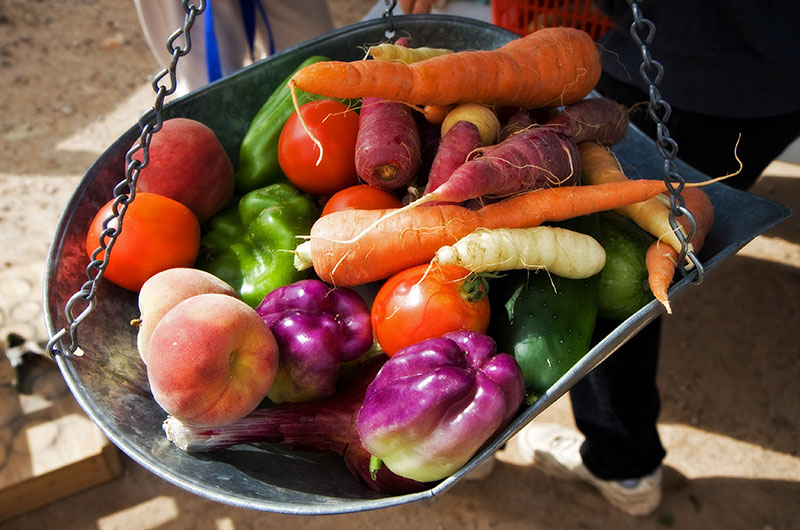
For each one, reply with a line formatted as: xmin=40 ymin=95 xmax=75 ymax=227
xmin=256 ymin=279 xmax=373 ymax=403
xmin=356 ymin=330 xmax=525 ymax=482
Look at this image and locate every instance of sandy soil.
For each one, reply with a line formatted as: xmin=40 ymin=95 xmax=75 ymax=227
xmin=1 ymin=1 xmax=799 ymax=528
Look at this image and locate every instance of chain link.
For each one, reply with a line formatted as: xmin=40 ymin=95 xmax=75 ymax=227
xmin=382 ymin=0 xmax=398 ymax=39
xmin=625 ymin=0 xmax=703 ymax=282
xmin=46 ymin=0 xmax=207 ymax=359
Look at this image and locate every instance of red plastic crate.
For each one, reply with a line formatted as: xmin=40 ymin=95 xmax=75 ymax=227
xmin=492 ymin=0 xmax=614 ymax=40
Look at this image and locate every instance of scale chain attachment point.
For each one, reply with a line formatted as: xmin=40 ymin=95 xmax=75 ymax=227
xmin=382 ymin=0 xmax=398 ymax=39
xmin=46 ymin=0 xmax=207 ymax=359
xmin=625 ymin=0 xmax=704 ymax=286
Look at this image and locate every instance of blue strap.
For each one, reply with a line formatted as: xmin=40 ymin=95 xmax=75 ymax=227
xmin=242 ymin=0 xmax=275 ymax=57
xmin=205 ymin=0 xmax=274 ymax=84
xmin=240 ymin=0 xmax=257 ymax=55
xmin=257 ymin=0 xmax=275 ymax=56
xmin=204 ymin=0 xmax=223 ymax=83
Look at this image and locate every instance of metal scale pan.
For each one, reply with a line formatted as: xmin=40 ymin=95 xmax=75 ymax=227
xmin=43 ymin=15 xmax=791 ymax=516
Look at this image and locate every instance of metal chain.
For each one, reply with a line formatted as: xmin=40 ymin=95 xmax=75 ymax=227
xmin=46 ymin=0 xmax=207 ymax=359
xmin=625 ymin=0 xmax=703 ymax=282
xmin=382 ymin=0 xmax=398 ymax=39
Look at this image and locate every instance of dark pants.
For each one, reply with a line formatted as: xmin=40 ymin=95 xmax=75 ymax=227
xmin=571 ymin=73 xmax=800 ymax=481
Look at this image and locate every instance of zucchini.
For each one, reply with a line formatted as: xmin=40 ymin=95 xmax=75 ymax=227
xmin=235 ymin=55 xmax=329 ymax=194
xmin=596 ymin=212 xmax=656 ymax=321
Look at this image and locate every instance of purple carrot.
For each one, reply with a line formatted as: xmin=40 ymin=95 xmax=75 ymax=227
xmin=499 ymin=108 xmax=533 ymax=141
xmin=422 ymin=127 xmax=581 ymax=203
xmin=340 ymin=97 xmax=629 ymax=248
xmin=355 ymin=97 xmax=422 ymax=190
xmin=415 ymin=96 xmax=629 ymax=204
xmin=544 ymin=96 xmax=629 ymax=145
xmin=424 ymin=120 xmax=482 ymax=195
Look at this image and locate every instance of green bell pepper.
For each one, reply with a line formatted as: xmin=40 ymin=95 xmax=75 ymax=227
xmin=197 ymin=183 xmax=320 ymax=307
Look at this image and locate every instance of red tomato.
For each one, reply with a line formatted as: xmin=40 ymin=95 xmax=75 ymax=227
xmin=278 ymin=99 xmax=359 ymax=196
xmin=86 ymin=193 xmax=201 ymax=292
xmin=321 ymin=184 xmax=403 ymax=216
xmin=371 ymin=264 xmax=491 ymax=357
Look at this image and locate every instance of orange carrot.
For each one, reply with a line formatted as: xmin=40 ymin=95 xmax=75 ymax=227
xmin=289 ymin=27 xmax=601 ymax=109
xmin=298 ymin=179 xmax=718 ymax=286
xmin=645 ymin=243 xmax=679 ymax=314
xmin=646 ymin=187 xmax=715 ymax=313
xmin=423 ymin=104 xmax=453 ymax=124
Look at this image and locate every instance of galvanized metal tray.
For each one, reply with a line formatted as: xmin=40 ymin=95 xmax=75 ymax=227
xmin=43 ymin=15 xmax=791 ymax=515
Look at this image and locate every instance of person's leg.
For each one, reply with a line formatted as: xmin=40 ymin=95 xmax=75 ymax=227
xmin=512 ymin=317 xmax=665 ymax=516
xmin=571 ymin=317 xmax=665 ymax=480
xmin=134 ymin=0 xmax=209 ymax=96
xmin=262 ymin=0 xmax=335 ymax=53
xmin=206 ymin=0 xmax=335 ymax=83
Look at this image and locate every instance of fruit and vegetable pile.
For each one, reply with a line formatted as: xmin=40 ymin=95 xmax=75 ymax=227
xmin=85 ymin=27 xmax=716 ymax=494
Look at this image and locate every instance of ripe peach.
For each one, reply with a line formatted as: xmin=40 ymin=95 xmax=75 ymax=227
xmin=146 ymin=293 xmax=278 ymax=428
xmin=132 ymin=117 xmax=234 ymax=223
xmin=135 ymin=267 xmax=238 ymax=364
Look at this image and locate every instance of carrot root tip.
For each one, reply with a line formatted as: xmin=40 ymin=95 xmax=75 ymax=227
xmin=661 ymin=299 xmax=672 ymax=314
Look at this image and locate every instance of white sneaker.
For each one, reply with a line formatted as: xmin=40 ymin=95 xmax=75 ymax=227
xmin=511 ymin=422 xmax=662 ymax=517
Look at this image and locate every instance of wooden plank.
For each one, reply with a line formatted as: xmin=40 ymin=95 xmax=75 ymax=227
xmin=0 ymin=384 xmax=123 ymax=523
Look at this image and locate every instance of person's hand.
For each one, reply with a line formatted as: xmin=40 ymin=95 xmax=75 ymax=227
xmin=399 ymin=0 xmax=437 ymax=14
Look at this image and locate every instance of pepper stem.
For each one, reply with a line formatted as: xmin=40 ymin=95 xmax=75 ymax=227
xmin=369 ymin=455 xmax=384 ymax=480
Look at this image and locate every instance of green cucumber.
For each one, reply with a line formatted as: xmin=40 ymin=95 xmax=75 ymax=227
xmin=489 ymin=215 xmax=601 ymax=401
xmin=595 ymin=212 xmax=656 ymax=321
xmin=235 ymin=55 xmax=330 ymax=194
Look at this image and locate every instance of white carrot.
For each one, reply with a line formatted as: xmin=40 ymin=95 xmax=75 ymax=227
xmin=366 ymin=43 xmax=452 ymax=64
xmin=434 ymin=226 xmax=606 ymax=279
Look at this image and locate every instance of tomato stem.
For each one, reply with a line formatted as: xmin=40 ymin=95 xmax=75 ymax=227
xmin=460 ymin=272 xmax=501 ymax=302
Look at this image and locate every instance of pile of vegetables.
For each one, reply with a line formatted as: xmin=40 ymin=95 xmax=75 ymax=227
xmin=88 ymin=27 xmax=720 ymax=496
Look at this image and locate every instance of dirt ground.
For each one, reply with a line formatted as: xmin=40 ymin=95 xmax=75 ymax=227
xmin=1 ymin=1 xmax=799 ymax=528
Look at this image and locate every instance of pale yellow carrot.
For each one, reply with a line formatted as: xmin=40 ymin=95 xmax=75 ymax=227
xmin=367 ymin=43 xmax=452 ymax=63
xmin=579 ymin=141 xmax=690 ymax=256
xmin=434 ymin=226 xmax=606 ymax=278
